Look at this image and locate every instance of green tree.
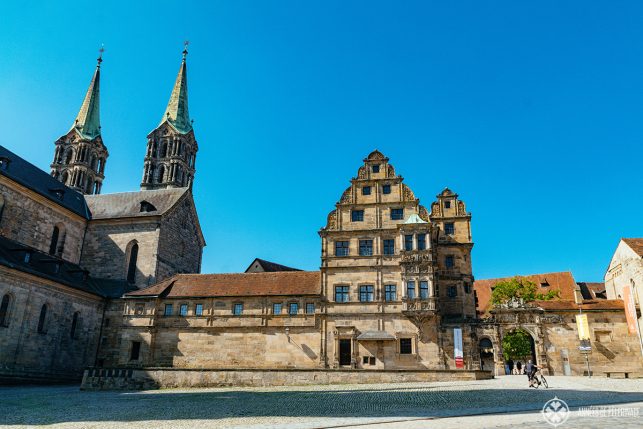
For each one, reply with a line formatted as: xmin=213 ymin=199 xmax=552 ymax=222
xmin=502 ymin=329 xmax=533 ymax=361
xmin=491 ymin=277 xmax=559 ymax=306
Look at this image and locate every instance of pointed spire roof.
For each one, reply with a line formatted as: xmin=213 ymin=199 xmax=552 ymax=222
xmin=70 ymin=51 xmax=102 ymax=140
xmin=160 ymin=43 xmax=192 ymax=134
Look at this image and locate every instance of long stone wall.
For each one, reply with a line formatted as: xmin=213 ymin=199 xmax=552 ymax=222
xmin=81 ymin=367 xmax=492 ymax=390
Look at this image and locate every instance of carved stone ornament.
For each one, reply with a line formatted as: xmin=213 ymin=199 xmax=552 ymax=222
xmin=340 ymin=187 xmax=352 ymax=203
xmin=326 ymin=210 xmax=337 ymax=229
xmin=358 ymin=166 xmax=367 ymax=179
xmin=430 ymin=201 xmax=441 ymax=217
xmin=457 ymin=200 xmax=467 ymax=216
xmin=387 ymin=164 xmax=396 ymax=177
xmin=402 ymin=184 xmax=415 ymax=201
xmin=418 ymin=205 xmax=429 ymax=222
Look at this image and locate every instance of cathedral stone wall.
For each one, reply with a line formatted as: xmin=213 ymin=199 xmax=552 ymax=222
xmin=0 ymin=267 xmax=103 ymax=382
xmin=156 ymin=197 xmax=203 ymax=279
xmin=0 ymin=178 xmax=86 ymax=264
xmin=80 ymin=221 xmax=161 ymax=288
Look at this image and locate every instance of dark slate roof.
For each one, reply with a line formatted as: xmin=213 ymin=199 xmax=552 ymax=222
xmin=244 ymin=258 xmax=302 ymax=273
xmin=0 ymin=235 xmax=134 ymax=298
xmin=0 ymin=145 xmax=90 ymax=219
xmin=85 ymin=188 xmax=188 ymax=219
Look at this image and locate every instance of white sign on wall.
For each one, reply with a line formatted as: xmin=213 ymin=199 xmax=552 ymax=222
xmin=454 ymin=328 xmax=464 ymax=368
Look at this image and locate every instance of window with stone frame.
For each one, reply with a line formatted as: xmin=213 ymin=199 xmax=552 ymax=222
xmin=407 ymin=281 xmax=416 ymax=299
xmin=444 ymin=222 xmax=455 ymax=235
xmin=372 ymin=164 xmax=380 ymax=173
xmin=359 ymin=239 xmax=373 ymax=256
xmin=391 ymin=208 xmax=404 ymax=220
xmin=164 ymin=303 xmax=173 ymax=316
xmin=288 ymin=302 xmax=299 ymax=315
xmin=464 ymin=282 xmax=471 ymax=294
xmin=179 ymin=304 xmax=188 ymax=316
xmin=359 ymin=285 xmax=374 ymax=302
xmin=382 ymin=184 xmax=391 ymax=194
xmin=420 ymin=281 xmax=429 ymax=299
xmin=0 ymin=294 xmax=11 ymax=327
xmin=335 ymin=241 xmax=349 ymax=257
xmin=399 ymin=338 xmax=413 ymax=354
xmin=335 ymin=285 xmax=350 ymax=303
xmin=444 ymin=200 xmax=451 ymax=209
xmin=233 ymin=303 xmax=243 ymax=316
xmin=404 ymin=234 xmax=413 ymax=251
xmin=70 ymin=312 xmax=80 ymax=339
xmin=130 ymin=341 xmax=141 ymax=361
xmin=37 ymin=304 xmax=47 ymax=333
xmin=306 ymin=303 xmax=315 ymax=314
xmin=273 ymin=303 xmax=282 ymax=315
xmin=351 ymin=210 xmax=364 ymax=222
xmin=383 ymin=239 xmax=395 ymax=255
xmin=384 ymin=285 xmax=396 ymax=302
xmin=195 ymin=303 xmax=203 ymax=316
xmin=445 ymin=255 xmax=455 ymax=269
xmin=417 ymin=233 xmax=426 ymax=250
xmin=448 ymin=286 xmax=458 ymax=298
xmin=362 ymin=186 xmax=371 ymax=196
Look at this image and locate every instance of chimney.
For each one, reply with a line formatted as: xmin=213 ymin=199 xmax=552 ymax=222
xmin=573 ymin=285 xmax=584 ymax=305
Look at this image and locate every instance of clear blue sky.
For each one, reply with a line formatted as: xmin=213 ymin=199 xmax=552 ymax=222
xmin=1 ymin=1 xmax=641 ymax=281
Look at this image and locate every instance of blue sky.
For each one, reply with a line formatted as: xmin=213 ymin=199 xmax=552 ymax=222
xmin=1 ymin=1 xmax=641 ymax=281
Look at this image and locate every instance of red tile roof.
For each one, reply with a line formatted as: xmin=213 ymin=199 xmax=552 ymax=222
xmin=623 ymin=238 xmax=643 ymax=257
xmin=474 ymin=272 xmax=577 ymax=315
xmin=126 ymin=271 xmax=321 ymax=298
xmin=535 ymin=299 xmax=624 ymax=311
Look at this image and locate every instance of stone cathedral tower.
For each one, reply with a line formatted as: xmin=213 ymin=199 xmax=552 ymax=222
xmin=141 ymin=45 xmax=198 ymax=190
xmin=51 ymin=52 xmax=108 ymax=195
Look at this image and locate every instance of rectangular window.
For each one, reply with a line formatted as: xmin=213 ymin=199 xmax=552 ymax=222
xmin=351 ymin=210 xmax=364 ymax=222
xmin=444 ymin=201 xmax=451 ymax=208
xmin=372 ymin=164 xmax=380 ymax=173
xmin=383 ymin=239 xmax=395 ymax=255
xmin=273 ymin=303 xmax=282 ymax=315
xmin=370 ymin=356 xmax=376 ymax=365
xmin=306 ymin=303 xmax=315 ymax=314
xmin=400 ymin=338 xmax=412 ymax=355
xmin=363 ymin=356 xmax=369 ymax=364
xmin=404 ymin=234 xmax=414 ymax=251
xmin=417 ymin=234 xmax=426 ymax=250
xmin=359 ymin=285 xmax=374 ymax=302
xmin=385 ymin=284 xmax=396 ymax=302
xmin=179 ymin=304 xmax=188 ymax=316
xmin=130 ymin=341 xmax=141 ymax=361
xmin=448 ymin=286 xmax=458 ymax=298
xmin=289 ymin=302 xmax=299 ymax=315
xmin=407 ymin=281 xmax=416 ymax=299
xmin=134 ymin=304 xmax=144 ymax=315
xmin=464 ymin=283 xmax=471 ymax=294
xmin=233 ymin=303 xmax=243 ymax=316
xmin=195 ymin=303 xmax=203 ymax=316
xmin=382 ymin=184 xmax=391 ymax=194
xmin=445 ymin=255 xmax=454 ymax=269
xmin=420 ymin=281 xmax=429 ymax=299
xmin=359 ymin=239 xmax=373 ymax=256
xmin=335 ymin=286 xmax=349 ymax=303
xmin=335 ymin=241 xmax=349 ymax=257
xmin=362 ymin=186 xmax=371 ymax=195
xmin=444 ymin=222 xmax=455 ymax=235
xmin=391 ymin=208 xmax=404 ymax=220
xmin=164 ymin=304 xmax=173 ymax=316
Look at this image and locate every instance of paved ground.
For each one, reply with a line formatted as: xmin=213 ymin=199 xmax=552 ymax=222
xmin=0 ymin=376 xmax=641 ymax=428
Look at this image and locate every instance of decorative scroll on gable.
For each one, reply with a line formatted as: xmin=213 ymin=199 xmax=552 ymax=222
xmin=357 ymin=166 xmax=367 ymax=179
xmin=340 ymin=187 xmax=352 ymax=204
xmin=418 ymin=205 xmax=429 ymax=222
xmin=430 ymin=201 xmax=441 ymax=217
xmin=325 ymin=209 xmax=337 ymax=230
xmin=457 ymin=200 xmax=467 ymax=216
xmin=386 ymin=164 xmax=396 ymax=178
xmin=402 ymin=184 xmax=416 ymax=201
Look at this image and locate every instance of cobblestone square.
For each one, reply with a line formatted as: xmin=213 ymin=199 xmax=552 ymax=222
xmin=1 ymin=376 xmax=642 ymax=428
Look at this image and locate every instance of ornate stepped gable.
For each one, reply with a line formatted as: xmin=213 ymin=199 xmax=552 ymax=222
xmin=141 ymin=44 xmax=198 ymax=191
xmin=50 ymin=52 xmax=108 ymax=195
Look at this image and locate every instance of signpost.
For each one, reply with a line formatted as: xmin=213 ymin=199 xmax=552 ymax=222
xmin=576 ymin=313 xmax=592 ymax=377
xmin=454 ymin=328 xmax=464 ymax=368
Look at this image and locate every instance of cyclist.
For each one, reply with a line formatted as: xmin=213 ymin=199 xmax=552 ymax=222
xmin=525 ymin=360 xmax=540 ymax=387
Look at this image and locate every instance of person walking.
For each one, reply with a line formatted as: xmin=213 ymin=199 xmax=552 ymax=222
xmin=516 ymin=361 xmax=523 ymax=374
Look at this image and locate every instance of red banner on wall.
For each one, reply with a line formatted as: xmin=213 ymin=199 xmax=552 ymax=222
xmin=623 ymin=285 xmax=638 ymax=335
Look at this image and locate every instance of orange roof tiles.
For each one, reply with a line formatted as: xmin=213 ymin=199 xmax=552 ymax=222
xmin=126 ymin=271 xmax=321 ymax=298
xmin=535 ymin=299 xmax=624 ymax=311
xmin=474 ymin=271 xmax=577 ymax=315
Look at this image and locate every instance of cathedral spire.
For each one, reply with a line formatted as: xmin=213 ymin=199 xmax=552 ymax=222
xmin=70 ymin=48 xmax=103 ymax=140
xmin=160 ymin=41 xmax=192 ymax=134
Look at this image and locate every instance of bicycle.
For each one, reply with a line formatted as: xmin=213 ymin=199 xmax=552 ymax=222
xmin=530 ymin=369 xmax=548 ymax=388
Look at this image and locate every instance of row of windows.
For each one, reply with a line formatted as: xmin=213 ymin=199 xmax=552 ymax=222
xmin=350 ymin=208 xmax=405 ymax=222
xmin=335 ymin=283 xmax=429 ymax=302
xmin=360 ymin=183 xmax=392 ymax=196
xmin=0 ymin=295 xmax=80 ymax=338
xmin=162 ymin=302 xmax=316 ymax=317
xmin=334 ymin=234 xmax=428 ymax=257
